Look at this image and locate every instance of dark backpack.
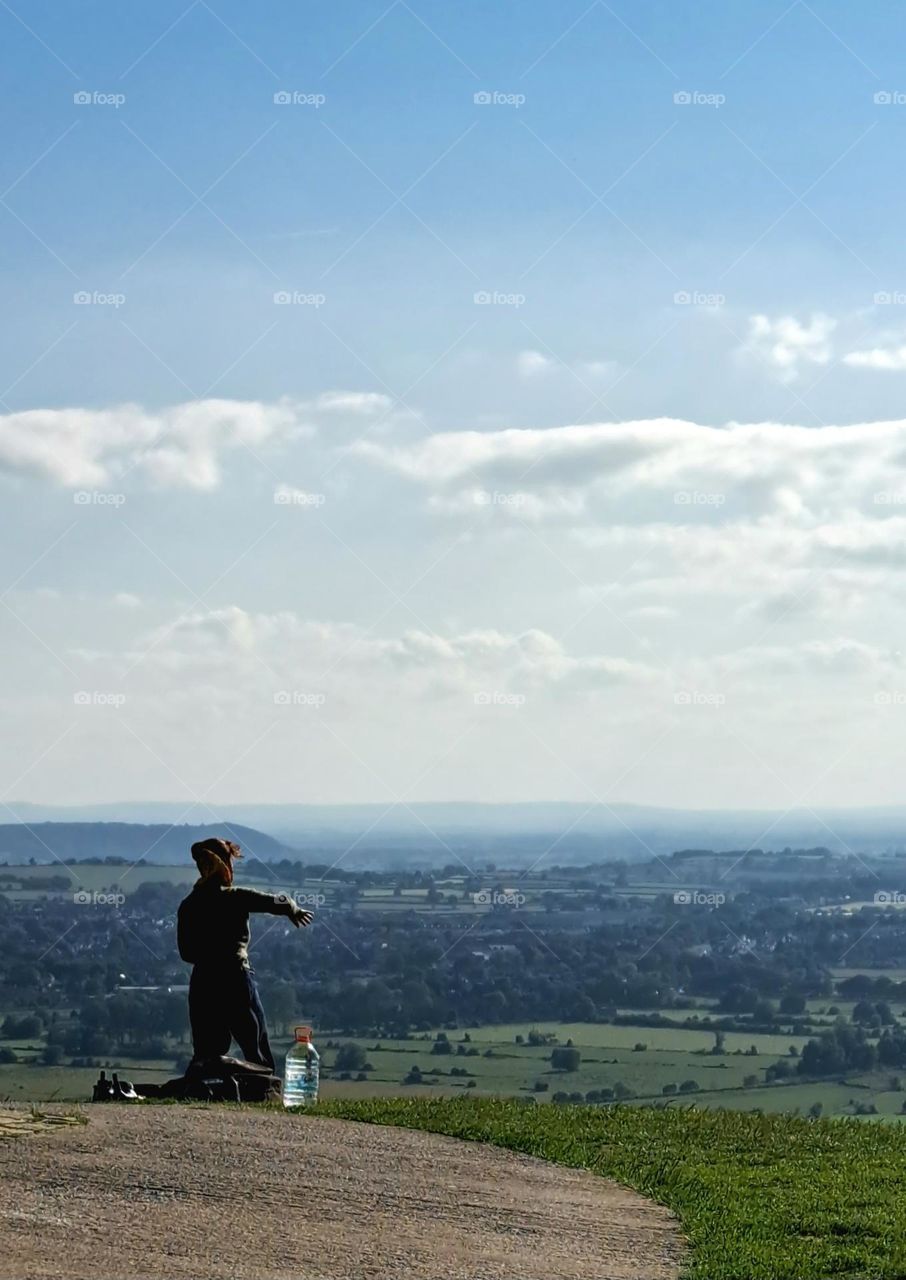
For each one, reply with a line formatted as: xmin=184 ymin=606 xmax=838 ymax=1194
xmin=133 ymin=1056 xmax=282 ymax=1103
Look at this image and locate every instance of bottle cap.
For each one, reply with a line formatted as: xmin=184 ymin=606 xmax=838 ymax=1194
xmin=294 ymin=1025 xmax=312 ymax=1042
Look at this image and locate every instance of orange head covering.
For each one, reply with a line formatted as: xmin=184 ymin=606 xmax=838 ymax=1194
xmin=191 ymin=837 xmax=241 ymax=886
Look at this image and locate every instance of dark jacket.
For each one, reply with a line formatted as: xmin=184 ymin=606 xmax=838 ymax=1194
xmin=177 ymin=881 xmax=298 ymax=967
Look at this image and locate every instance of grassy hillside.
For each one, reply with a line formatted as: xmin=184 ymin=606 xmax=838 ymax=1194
xmin=317 ymin=1098 xmax=906 ymax=1279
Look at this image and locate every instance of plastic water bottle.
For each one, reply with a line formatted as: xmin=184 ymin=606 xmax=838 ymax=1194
xmin=283 ymin=1024 xmax=319 ymax=1107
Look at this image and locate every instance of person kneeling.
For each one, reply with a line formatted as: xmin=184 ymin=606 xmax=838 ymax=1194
xmin=177 ymin=837 xmax=312 ymax=1071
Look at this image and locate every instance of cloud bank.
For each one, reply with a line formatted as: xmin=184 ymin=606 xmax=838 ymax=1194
xmin=0 ymin=393 xmax=391 ymax=490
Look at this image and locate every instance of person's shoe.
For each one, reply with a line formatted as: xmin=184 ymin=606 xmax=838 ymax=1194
xmin=111 ymin=1073 xmax=140 ymax=1101
xmin=92 ymin=1071 xmax=115 ymax=1102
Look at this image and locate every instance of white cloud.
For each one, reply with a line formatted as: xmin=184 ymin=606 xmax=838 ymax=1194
xmin=719 ymin=636 xmax=901 ymax=679
xmin=843 ymin=345 xmax=906 ymax=371
xmin=351 ymin=415 xmax=906 ymax=661
xmin=0 ymin=393 xmax=399 ymax=490
xmin=0 ymin=398 xmax=310 ymax=489
xmin=517 ymin=350 xmax=555 ymax=377
xmin=354 ymin=416 xmax=906 ymax=533
xmin=745 ymin=313 xmax=835 ymax=382
xmin=144 ymin=610 xmax=659 ymax=699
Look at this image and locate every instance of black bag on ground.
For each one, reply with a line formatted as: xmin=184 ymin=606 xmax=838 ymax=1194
xmin=140 ymin=1056 xmax=281 ymax=1103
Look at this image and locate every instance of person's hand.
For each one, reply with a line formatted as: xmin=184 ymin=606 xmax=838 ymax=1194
xmin=291 ymin=907 xmax=313 ymax=927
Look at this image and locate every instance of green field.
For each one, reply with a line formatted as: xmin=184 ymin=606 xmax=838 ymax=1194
xmin=310 ymin=1021 xmax=904 ymax=1119
xmin=318 ymin=1097 xmax=906 ymax=1279
xmin=685 ymin=1081 xmax=906 ymax=1117
xmin=432 ymin=1020 xmax=808 ymax=1055
xmin=5 ymin=1015 xmax=904 ymax=1118
xmin=310 ymin=1021 xmax=807 ymax=1106
xmin=0 ymin=863 xmax=198 ymax=899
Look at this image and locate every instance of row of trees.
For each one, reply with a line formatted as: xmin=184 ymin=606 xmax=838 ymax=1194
xmin=794 ymin=1021 xmax=906 ymax=1078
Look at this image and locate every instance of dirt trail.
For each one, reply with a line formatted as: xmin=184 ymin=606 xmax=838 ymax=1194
xmin=0 ymin=1106 xmax=684 ymax=1280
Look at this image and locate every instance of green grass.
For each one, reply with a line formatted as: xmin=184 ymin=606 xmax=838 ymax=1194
xmin=316 ymin=1097 xmax=906 ymax=1279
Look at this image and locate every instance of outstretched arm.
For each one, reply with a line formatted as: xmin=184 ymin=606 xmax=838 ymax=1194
xmin=232 ymin=887 xmax=313 ymax=927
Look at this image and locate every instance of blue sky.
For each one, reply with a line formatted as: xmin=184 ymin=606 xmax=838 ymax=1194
xmin=4 ymin=0 xmax=902 ymax=415
xmin=3 ymin=2 xmax=906 ymax=812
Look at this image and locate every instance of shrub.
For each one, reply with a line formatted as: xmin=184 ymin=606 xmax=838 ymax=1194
xmin=334 ymin=1042 xmax=368 ymax=1073
xmin=550 ymin=1047 xmax=581 ymax=1072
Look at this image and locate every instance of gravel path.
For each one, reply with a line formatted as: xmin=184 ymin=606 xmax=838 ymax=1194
xmin=0 ymin=1107 xmax=684 ymax=1280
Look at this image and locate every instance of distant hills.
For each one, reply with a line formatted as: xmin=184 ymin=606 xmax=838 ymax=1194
xmin=3 ymin=802 xmax=906 ymax=867
xmin=0 ymin=822 xmax=288 ymax=867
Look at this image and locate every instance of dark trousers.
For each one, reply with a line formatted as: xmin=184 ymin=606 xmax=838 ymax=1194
xmin=188 ymin=964 xmax=275 ymax=1072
